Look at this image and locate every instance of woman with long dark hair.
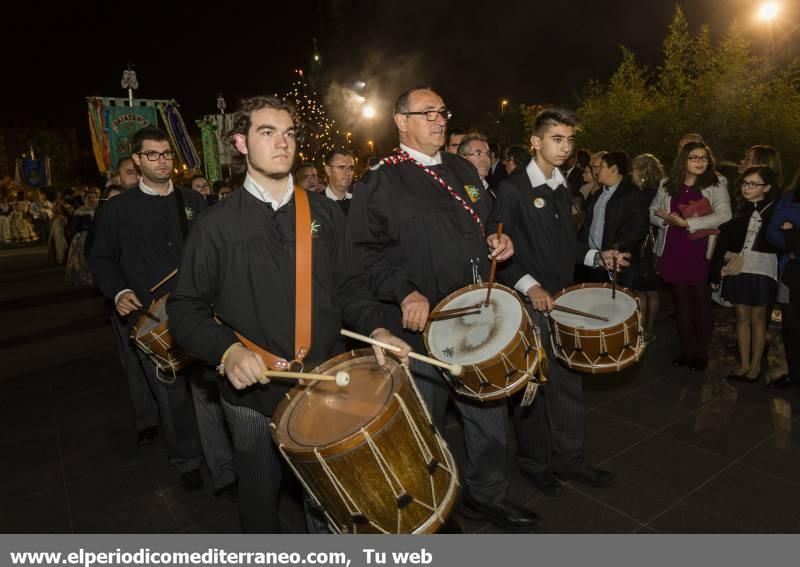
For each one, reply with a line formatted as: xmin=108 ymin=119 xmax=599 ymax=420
xmin=650 ymin=142 xmax=732 ymax=370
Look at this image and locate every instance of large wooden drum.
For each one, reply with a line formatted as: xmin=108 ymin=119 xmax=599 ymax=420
xmin=424 ymin=283 xmax=544 ymax=401
xmin=130 ymin=293 xmax=192 ymax=374
xmin=548 ymin=283 xmax=644 ymax=374
xmin=271 ymin=349 xmax=459 ymax=534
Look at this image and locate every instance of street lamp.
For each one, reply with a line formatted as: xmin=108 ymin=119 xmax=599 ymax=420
xmin=362 ymin=104 xmax=376 ymax=119
xmin=368 ymin=140 xmax=374 ymax=154
xmin=757 ymin=2 xmax=780 ymax=21
xmin=346 ymin=132 xmax=352 ymax=146
xmin=501 ymin=99 xmax=509 ymax=114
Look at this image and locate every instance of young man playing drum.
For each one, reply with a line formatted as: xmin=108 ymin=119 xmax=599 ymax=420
xmin=347 ymin=87 xmax=540 ymax=532
xmin=89 ymin=127 xmax=228 ymax=494
xmin=488 ymin=108 xmax=628 ymax=497
xmin=167 ymin=96 xmax=411 ymax=533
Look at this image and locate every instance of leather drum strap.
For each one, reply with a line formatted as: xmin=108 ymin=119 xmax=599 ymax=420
xmin=292 ymin=186 xmax=312 ymax=363
xmin=230 ymin=187 xmax=313 ymax=371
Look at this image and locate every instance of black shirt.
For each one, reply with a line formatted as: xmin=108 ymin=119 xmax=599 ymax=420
xmin=167 ymin=187 xmax=384 ymax=416
xmin=347 ymin=151 xmax=492 ymax=349
xmin=89 ymin=186 xmax=207 ymax=309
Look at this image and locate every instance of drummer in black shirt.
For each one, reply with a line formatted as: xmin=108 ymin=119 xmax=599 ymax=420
xmin=347 ymin=87 xmax=539 ymax=532
xmin=488 ymin=108 xmax=628 ymax=497
xmin=167 ymin=95 xmax=411 ymax=533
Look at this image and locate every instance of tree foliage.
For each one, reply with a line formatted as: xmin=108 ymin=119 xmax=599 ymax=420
xmin=577 ymin=5 xmax=800 ymax=184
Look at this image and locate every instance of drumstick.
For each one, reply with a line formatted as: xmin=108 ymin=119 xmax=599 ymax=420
xmin=612 ymin=256 xmax=617 ymax=300
xmin=150 ymin=268 xmax=179 ymax=293
xmin=264 ymin=370 xmax=350 ymax=386
xmin=552 ymin=304 xmax=609 ymax=322
xmin=340 ymin=329 xmax=464 ymax=376
xmin=133 ymin=308 xmax=161 ymax=324
xmin=485 ymin=223 xmax=504 ymax=307
xmin=428 ymin=303 xmax=483 ymax=320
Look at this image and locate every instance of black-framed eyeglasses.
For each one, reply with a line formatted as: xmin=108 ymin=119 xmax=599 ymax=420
xmin=328 ymin=165 xmax=355 ymax=172
xmin=463 ymin=149 xmax=492 ymax=158
xmin=138 ymin=150 xmax=177 ymax=161
xmin=403 ymin=109 xmax=452 ymax=122
xmin=741 ymin=181 xmax=767 ymax=189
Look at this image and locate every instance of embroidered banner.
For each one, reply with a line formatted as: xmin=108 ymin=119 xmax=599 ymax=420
xmin=106 ymin=105 xmax=157 ymax=171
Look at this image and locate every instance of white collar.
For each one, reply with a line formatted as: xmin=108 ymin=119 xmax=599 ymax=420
xmin=139 ymin=179 xmax=174 ymax=196
xmin=325 ymin=186 xmax=352 ymax=201
xmin=603 ymin=181 xmax=621 ymax=194
xmin=482 ymin=178 xmax=489 ymax=190
xmin=526 ymin=158 xmax=565 ymax=191
xmin=400 ymin=143 xmax=442 ymax=167
xmin=244 ymin=173 xmax=294 ymax=210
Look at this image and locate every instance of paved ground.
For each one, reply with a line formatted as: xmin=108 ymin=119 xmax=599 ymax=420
xmin=1 ymin=245 xmax=799 ymax=533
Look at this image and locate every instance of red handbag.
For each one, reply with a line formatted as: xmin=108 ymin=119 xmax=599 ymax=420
xmin=678 ymin=197 xmax=720 ymax=240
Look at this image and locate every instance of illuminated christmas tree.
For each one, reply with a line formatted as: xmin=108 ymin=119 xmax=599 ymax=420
xmin=284 ymin=68 xmax=338 ymax=164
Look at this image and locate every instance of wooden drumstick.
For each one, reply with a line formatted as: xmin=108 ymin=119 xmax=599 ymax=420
xmin=264 ymin=370 xmax=350 ymax=386
xmin=485 ymin=223 xmax=504 ymax=307
xmin=150 ymin=268 xmax=179 ymax=293
xmin=612 ymin=256 xmax=617 ymax=300
xmin=552 ymin=304 xmax=609 ymax=322
xmin=340 ymin=329 xmax=464 ymax=376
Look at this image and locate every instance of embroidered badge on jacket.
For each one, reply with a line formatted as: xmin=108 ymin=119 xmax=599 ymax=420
xmin=184 ymin=206 xmax=195 ymax=220
xmin=464 ymin=185 xmax=481 ymax=203
xmin=533 ymin=197 xmax=546 ymax=209
xmin=310 ymin=219 xmax=321 ymax=236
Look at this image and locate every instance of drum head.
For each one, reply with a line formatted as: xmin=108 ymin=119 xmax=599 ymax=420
xmin=135 ymin=295 xmax=168 ymax=336
xmin=275 ymin=351 xmax=403 ymax=450
xmin=427 ymin=285 xmax=522 ymax=365
xmin=551 ymin=286 xmax=636 ymax=329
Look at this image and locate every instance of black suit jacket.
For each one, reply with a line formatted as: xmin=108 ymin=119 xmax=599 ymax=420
xmin=487 ymin=161 xmax=508 ymax=192
xmin=579 ymin=178 xmax=649 ymax=259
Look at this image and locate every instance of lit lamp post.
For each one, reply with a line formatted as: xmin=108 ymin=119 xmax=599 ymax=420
xmin=500 ymin=99 xmax=509 ymax=114
xmin=367 ymin=140 xmax=374 ymax=155
xmin=757 ymin=2 xmax=780 ymax=55
xmin=363 ymin=103 xmax=377 ymax=155
xmin=346 ymin=132 xmax=352 ymax=147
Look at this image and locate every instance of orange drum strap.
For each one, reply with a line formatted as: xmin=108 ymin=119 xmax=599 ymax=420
xmin=293 ymin=186 xmax=312 ymax=363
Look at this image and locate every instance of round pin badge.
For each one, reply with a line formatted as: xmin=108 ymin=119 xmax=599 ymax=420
xmin=533 ymin=197 xmax=545 ymax=208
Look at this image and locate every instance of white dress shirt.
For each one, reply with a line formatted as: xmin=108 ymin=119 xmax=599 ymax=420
xmin=325 ymin=186 xmax=352 ymax=201
xmin=244 ymin=173 xmax=294 ymax=210
xmin=400 ymin=143 xmax=442 ymax=167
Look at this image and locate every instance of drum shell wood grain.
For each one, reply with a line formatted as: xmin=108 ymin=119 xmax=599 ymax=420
xmin=271 ymin=350 xmax=459 ymax=534
xmin=424 ymin=283 xmax=542 ymax=401
xmin=548 ymin=283 xmax=643 ymax=374
xmin=130 ymin=293 xmax=193 ymax=372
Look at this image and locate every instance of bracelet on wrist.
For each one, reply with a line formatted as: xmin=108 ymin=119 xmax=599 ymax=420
xmin=217 ymin=342 xmax=243 ymax=376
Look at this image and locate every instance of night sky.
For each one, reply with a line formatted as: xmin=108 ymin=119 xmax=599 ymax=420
xmin=1 ymin=0 xmax=792 ymax=149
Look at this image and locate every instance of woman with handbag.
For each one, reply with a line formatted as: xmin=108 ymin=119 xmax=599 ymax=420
xmin=650 ymin=142 xmax=732 ymax=370
xmin=718 ymin=166 xmax=779 ymax=382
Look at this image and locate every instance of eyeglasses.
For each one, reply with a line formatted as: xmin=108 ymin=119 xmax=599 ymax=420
xmin=463 ymin=149 xmax=492 ymax=158
xmin=138 ymin=150 xmax=177 ymax=161
xmin=742 ymin=181 xmax=767 ymax=189
xmin=328 ymin=165 xmax=355 ymax=172
xmin=687 ymin=155 xmax=709 ymax=163
xmin=403 ymin=109 xmax=452 ymax=121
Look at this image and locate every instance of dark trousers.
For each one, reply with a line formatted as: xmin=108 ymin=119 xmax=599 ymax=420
xmin=190 ymin=371 xmax=236 ymax=490
xmin=220 ymin=399 xmax=327 ymax=534
xmin=782 ymin=301 xmax=800 ymax=379
xmin=135 ymin=350 xmax=203 ymax=473
xmin=672 ymin=283 xmax=713 ymax=362
xmin=409 ymin=360 xmax=509 ymax=504
xmin=111 ymin=312 xmax=158 ymax=432
xmin=513 ymin=309 xmax=585 ymax=474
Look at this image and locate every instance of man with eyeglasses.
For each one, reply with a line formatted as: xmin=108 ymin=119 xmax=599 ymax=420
xmin=348 ymin=87 xmax=540 ymax=532
xmin=323 ymin=148 xmax=355 ymax=216
xmin=90 ymin=126 xmax=238 ymax=497
xmin=457 ymin=133 xmax=492 ymax=190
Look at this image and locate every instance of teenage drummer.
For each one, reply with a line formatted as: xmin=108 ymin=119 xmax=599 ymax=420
xmin=347 ymin=87 xmax=540 ymax=532
xmin=487 ymin=108 xmax=628 ymax=497
xmin=167 ymin=95 xmax=410 ymax=533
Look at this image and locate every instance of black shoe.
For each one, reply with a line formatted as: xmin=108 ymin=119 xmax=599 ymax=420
xmin=460 ymin=493 xmax=540 ymax=532
xmin=214 ymin=482 xmax=238 ymax=503
xmin=672 ymin=355 xmax=690 ymax=367
xmin=180 ymin=469 xmax=203 ymax=493
xmin=555 ymin=465 xmax=614 ymax=488
xmin=688 ymin=358 xmax=707 ymax=371
xmin=765 ymin=374 xmax=794 ymax=389
xmin=136 ymin=426 xmax=158 ymax=446
xmin=521 ymin=469 xmax=563 ymax=497
xmin=726 ymin=373 xmax=759 ymax=383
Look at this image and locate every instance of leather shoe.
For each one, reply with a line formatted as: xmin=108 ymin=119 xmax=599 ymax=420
xmin=766 ymin=374 xmax=795 ymax=389
xmin=180 ymin=469 xmax=203 ymax=493
xmin=521 ymin=469 xmax=563 ymax=497
xmin=460 ymin=493 xmax=540 ymax=532
xmin=555 ymin=465 xmax=614 ymax=488
xmin=136 ymin=426 xmax=158 ymax=447
xmin=214 ymin=482 xmax=238 ymax=503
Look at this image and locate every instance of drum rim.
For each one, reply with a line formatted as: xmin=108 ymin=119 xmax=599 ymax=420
xmin=271 ymin=349 xmax=411 ymax=456
xmin=549 ymin=282 xmax=638 ymax=332
xmin=423 ymin=282 xmax=528 ymax=369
